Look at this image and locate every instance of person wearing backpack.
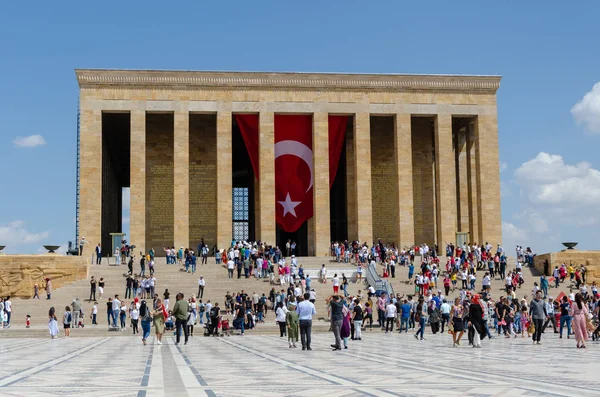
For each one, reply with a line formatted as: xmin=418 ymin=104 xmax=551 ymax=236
xmin=63 ymin=306 xmax=72 ymax=337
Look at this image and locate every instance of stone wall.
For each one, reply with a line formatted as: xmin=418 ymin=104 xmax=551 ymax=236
xmin=0 ymin=255 xmax=89 ymax=299
xmin=533 ymin=251 xmax=600 ymax=281
xmin=145 ymin=114 xmax=175 ymax=253
xmin=370 ymin=116 xmax=399 ymax=244
xmin=412 ymin=118 xmax=436 ymax=246
xmin=189 ymin=114 xmax=217 ymax=249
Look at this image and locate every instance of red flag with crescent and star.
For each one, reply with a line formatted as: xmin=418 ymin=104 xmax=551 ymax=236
xmin=274 ymin=115 xmax=313 ymax=232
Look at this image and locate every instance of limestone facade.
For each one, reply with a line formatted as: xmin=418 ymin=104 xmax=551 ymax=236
xmin=534 ymin=251 xmax=600 ymax=282
xmin=76 ymin=69 xmax=502 ymax=254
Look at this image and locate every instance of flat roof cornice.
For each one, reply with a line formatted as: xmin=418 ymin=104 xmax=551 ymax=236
xmin=75 ymin=69 xmax=501 ymax=93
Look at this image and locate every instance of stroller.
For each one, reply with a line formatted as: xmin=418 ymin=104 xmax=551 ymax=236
xmin=204 ymin=315 xmax=221 ymax=337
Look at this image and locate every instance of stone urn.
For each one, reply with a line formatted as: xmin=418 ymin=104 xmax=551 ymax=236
xmin=562 ymin=242 xmax=578 ymax=250
xmin=43 ymin=245 xmax=61 ymax=254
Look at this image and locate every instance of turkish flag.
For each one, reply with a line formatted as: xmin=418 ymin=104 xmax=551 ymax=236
xmin=275 ymin=115 xmax=313 ymax=232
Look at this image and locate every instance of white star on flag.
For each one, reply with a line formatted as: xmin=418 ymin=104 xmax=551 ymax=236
xmin=278 ymin=193 xmax=301 ymax=218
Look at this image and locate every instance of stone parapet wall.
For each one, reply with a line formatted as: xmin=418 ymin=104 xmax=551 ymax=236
xmin=0 ymin=255 xmax=89 ymax=298
xmin=533 ymin=251 xmax=600 ymax=281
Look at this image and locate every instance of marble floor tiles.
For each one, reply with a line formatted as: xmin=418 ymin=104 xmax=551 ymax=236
xmin=0 ymin=332 xmax=597 ymax=396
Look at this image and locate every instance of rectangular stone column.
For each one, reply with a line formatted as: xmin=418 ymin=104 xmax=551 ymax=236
xmin=476 ymin=114 xmax=502 ymax=245
xmin=258 ymin=111 xmax=276 ymax=245
xmin=395 ymin=113 xmax=414 ymax=248
xmin=434 ymin=114 xmax=457 ymax=246
xmin=467 ymin=121 xmax=481 ymax=244
xmin=79 ymin=108 xmax=102 ymax=250
xmin=346 ymin=126 xmax=357 ymax=240
xmin=312 ymin=112 xmax=330 ymax=256
xmin=354 ymin=113 xmax=373 ymax=244
xmin=130 ymin=110 xmax=146 ymax=254
xmin=174 ymin=108 xmax=189 ymax=248
xmin=456 ymin=125 xmax=470 ymax=234
xmin=216 ymin=105 xmax=232 ymax=250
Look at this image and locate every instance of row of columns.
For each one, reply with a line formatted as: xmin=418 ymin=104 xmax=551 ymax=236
xmin=78 ymin=106 xmax=501 ymax=256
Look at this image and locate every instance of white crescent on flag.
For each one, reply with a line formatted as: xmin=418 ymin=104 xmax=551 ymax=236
xmin=274 ymin=140 xmax=314 ymax=193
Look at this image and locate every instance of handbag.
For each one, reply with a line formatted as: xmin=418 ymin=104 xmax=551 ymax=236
xmin=448 ymin=319 xmax=454 ymax=333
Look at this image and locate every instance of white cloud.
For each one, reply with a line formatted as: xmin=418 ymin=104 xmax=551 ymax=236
xmin=13 ymin=134 xmax=47 ymax=148
xmin=8 ymin=220 xmax=25 ymax=228
xmin=572 ymin=82 xmax=600 ymax=134
xmin=506 ymin=152 xmax=600 ymax=252
xmin=500 ymin=162 xmax=507 ymax=172
xmin=515 ymin=152 xmax=600 ymax=208
xmin=122 ymin=216 xmax=130 ymax=224
xmin=502 ymin=221 xmax=528 ymax=247
xmin=0 ymin=220 xmax=50 ymax=246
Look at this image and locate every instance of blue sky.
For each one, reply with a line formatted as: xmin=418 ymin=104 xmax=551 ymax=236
xmin=1 ymin=1 xmax=599 ymax=254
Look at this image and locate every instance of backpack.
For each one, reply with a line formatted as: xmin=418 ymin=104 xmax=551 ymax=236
xmin=199 ymin=304 xmax=205 ymax=313
xmin=66 ymin=312 xmax=72 ymax=323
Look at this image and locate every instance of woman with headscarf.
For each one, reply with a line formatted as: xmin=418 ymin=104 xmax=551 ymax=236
xmin=570 ymin=293 xmax=589 ymax=348
xmin=468 ymin=294 xmax=486 ymax=348
xmin=286 ymin=301 xmax=299 ymax=348
xmin=140 ymin=300 xmax=152 ymax=345
xmin=153 ymin=298 xmax=167 ymax=344
xmin=340 ymin=302 xmax=351 ymax=349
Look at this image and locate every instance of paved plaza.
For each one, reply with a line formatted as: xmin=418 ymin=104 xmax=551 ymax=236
xmin=0 ymin=332 xmax=596 ymax=397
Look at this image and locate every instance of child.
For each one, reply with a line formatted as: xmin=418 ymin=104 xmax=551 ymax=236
xmin=451 ymin=272 xmax=458 ymax=291
xmin=26 ymin=315 xmax=31 ymax=328
xmin=520 ymin=306 xmax=530 ymax=338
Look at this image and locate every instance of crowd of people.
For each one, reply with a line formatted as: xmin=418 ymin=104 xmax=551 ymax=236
xmin=6 ymin=236 xmax=596 ymax=352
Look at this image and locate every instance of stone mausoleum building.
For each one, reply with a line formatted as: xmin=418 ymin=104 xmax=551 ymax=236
xmin=76 ymin=69 xmax=502 ymax=256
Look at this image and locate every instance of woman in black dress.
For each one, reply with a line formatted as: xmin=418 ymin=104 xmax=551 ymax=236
xmin=468 ymin=294 xmax=486 ymax=348
xmin=451 ymin=297 xmax=465 ymax=347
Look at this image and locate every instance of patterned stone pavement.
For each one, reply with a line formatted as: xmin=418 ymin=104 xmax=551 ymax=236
xmin=0 ymin=331 xmax=597 ymax=396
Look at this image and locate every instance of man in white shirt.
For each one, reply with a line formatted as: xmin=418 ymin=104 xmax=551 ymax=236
xmin=112 ymin=295 xmax=121 ymax=328
xmin=296 ymin=293 xmax=317 ymax=350
xmin=320 ymin=265 xmax=327 ymax=284
xmin=440 ymin=299 xmax=451 ymax=333
xmin=197 ymin=276 xmax=206 ymax=298
xmin=149 ymin=276 xmax=156 ymax=298
xmin=482 ymin=273 xmax=491 ymax=291
xmin=227 ymin=260 xmax=235 ymax=279
xmin=332 ymin=274 xmax=340 ymax=293
xmin=368 ymin=286 xmax=376 ymax=298
xmin=92 ymin=302 xmax=98 ymax=325
xmin=385 ymin=301 xmax=397 ymax=333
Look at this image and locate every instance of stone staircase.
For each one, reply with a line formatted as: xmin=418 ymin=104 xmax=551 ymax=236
xmin=1 ymin=255 xmax=363 ymax=337
xmin=2 ymin=253 xmax=568 ymax=338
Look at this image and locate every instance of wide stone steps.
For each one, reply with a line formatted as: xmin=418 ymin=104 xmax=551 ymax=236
xmin=4 ymin=257 xmax=365 ymax=332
